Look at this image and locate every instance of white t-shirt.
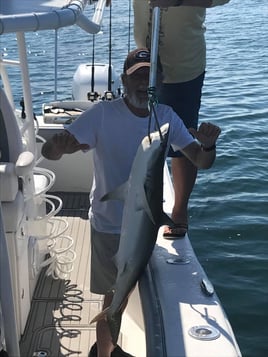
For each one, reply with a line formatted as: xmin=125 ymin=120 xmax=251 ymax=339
xmin=67 ymin=97 xmax=194 ymax=233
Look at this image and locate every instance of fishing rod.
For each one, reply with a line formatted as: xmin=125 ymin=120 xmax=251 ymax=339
xmin=89 ymin=33 xmax=97 ymax=100
xmin=89 ymin=1 xmax=114 ymax=101
xmin=89 ymin=2 xmax=98 ymax=102
xmin=147 ymin=6 xmax=163 ymax=142
xmin=105 ymin=1 xmax=113 ymax=100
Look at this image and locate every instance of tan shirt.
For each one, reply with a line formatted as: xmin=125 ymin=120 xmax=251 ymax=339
xmin=133 ymin=0 xmax=230 ymax=83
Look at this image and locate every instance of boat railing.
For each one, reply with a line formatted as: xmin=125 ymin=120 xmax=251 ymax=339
xmin=0 ymin=0 xmax=108 ymax=155
xmin=0 ymin=0 xmax=107 ymax=35
xmin=0 ymin=34 xmax=38 ymax=156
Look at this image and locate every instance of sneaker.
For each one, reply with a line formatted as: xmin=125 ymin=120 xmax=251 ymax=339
xmin=0 ymin=350 xmax=9 ymax=357
xmin=88 ymin=343 xmax=97 ymax=357
xmin=88 ymin=343 xmax=134 ymax=357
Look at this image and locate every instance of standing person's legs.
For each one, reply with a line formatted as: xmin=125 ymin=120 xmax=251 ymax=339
xmin=159 ymin=73 xmax=205 ymax=237
xmin=89 ymin=226 xmax=133 ymax=357
xmin=90 ymin=226 xmax=119 ymax=356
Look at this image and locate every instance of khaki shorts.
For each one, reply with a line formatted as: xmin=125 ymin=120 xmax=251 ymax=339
xmin=90 ymin=225 xmax=120 ymax=295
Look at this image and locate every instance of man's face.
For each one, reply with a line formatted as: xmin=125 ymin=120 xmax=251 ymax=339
xmin=122 ymin=67 xmax=150 ymax=109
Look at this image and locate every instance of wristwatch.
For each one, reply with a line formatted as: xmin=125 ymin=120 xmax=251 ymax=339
xmin=201 ymin=144 xmax=216 ymax=152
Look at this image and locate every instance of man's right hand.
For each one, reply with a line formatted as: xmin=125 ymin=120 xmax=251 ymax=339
xmin=41 ymin=131 xmax=89 ymax=160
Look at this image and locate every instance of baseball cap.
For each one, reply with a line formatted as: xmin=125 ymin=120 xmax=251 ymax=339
xmin=123 ymin=48 xmax=151 ymax=75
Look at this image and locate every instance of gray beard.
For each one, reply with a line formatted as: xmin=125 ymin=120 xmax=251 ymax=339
xmin=126 ymin=93 xmax=148 ymax=109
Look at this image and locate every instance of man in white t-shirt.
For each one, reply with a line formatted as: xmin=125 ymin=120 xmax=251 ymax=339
xmin=42 ymin=48 xmax=220 ymax=357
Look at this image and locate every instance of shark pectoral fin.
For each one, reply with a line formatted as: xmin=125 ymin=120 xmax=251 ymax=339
xmin=90 ymin=306 xmax=109 ymax=324
xmin=101 ymin=181 xmax=128 ymax=202
xmin=136 ymin=186 xmax=156 ymax=224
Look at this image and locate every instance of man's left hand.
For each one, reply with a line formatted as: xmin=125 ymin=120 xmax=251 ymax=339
xmin=189 ymin=122 xmax=221 ymax=149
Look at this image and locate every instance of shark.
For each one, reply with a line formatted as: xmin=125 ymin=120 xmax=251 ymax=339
xmin=90 ymin=122 xmax=173 ymax=345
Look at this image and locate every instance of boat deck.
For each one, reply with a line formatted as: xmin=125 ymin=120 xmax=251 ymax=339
xmin=17 ymin=188 xmax=242 ymax=357
xmin=19 ymin=192 xmax=103 ymax=357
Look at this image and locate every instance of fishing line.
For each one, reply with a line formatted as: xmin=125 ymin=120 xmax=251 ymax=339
xmin=89 ymin=1 xmax=98 ymax=101
xmin=108 ymin=2 xmax=112 ymax=92
xmin=90 ymin=33 xmax=96 ymax=94
xmin=128 ymin=0 xmax=131 ymax=52
xmin=54 ymin=29 xmax=58 ymax=101
xmin=104 ymin=0 xmax=114 ymax=100
xmin=149 ymin=101 xmax=162 ymax=141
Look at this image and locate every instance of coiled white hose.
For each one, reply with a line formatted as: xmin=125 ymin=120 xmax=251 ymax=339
xmin=36 ymin=194 xmax=76 ymax=279
xmin=31 ymin=163 xmax=76 ymax=279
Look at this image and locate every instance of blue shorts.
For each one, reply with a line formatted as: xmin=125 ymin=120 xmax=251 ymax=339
xmin=159 ymin=72 xmax=205 ymax=157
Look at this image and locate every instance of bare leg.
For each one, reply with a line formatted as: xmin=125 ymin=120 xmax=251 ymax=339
xmin=164 ymin=156 xmax=197 ymax=236
xmin=158 ymin=75 xmax=204 ymax=237
xmin=96 ymin=294 xmax=114 ymax=357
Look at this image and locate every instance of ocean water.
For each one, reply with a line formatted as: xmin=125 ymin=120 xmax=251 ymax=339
xmin=1 ymin=0 xmax=268 ymax=356
xmin=191 ymin=2 xmax=268 ymax=356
